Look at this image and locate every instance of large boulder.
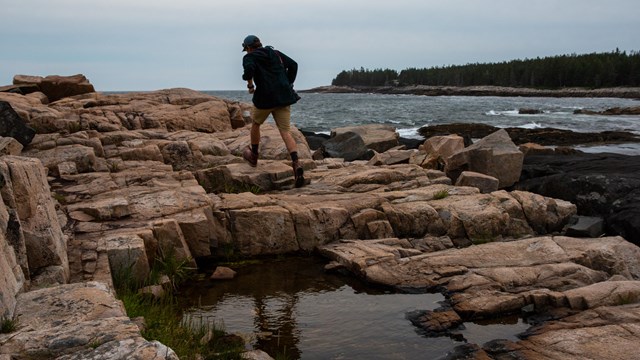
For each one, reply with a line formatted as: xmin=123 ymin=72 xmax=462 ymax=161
xmin=14 ymin=74 xmax=95 ymax=102
xmin=0 ymin=101 xmax=36 ymax=146
xmin=445 ymin=129 xmax=524 ymax=188
xmin=516 ymin=152 xmax=640 ymax=245
xmin=331 ymin=124 xmax=399 ymax=153
xmin=0 ymin=281 xmax=178 ymax=359
xmin=321 ymin=131 xmax=372 ymax=161
xmin=412 ymin=134 xmax=465 ymax=169
xmin=0 ymin=156 xmax=69 ymax=285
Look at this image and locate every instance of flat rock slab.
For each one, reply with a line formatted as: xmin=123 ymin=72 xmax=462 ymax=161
xmin=475 ymin=304 xmax=640 ymax=360
xmin=319 ymin=235 xmax=640 ymax=358
xmin=319 ymin=236 xmax=640 ymax=314
xmin=0 ymin=281 xmax=178 ymax=359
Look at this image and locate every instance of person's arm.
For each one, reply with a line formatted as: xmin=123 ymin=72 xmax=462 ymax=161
xmin=247 ymin=79 xmax=255 ymax=94
xmin=242 ymin=55 xmax=256 ymax=93
xmin=278 ymin=51 xmax=298 ymax=85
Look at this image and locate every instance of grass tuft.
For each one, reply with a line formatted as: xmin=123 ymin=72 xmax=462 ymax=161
xmin=433 ymin=189 xmax=450 ymax=200
xmin=112 ymin=249 xmax=244 ymax=359
xmin=1 ymin=316 xmax=18 ymax=334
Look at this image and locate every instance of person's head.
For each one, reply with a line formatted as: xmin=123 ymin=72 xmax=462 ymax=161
xmin=242 ymin=35 xmax=262 ymax=52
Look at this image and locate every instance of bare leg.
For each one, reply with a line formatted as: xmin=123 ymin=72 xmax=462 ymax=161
xmin=281 ymin=129 xmax=305 ymax=187
xmin=251 ymin=122 xmax=261 ymax=146
xmin=279 ymin=130 xmax=298 ymax=154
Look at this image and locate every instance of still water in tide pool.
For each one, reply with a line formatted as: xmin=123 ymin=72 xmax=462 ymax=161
xmin=180 ymin=256 xmax=530 ymax=360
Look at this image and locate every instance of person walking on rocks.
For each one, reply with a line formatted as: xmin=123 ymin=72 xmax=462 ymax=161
xmin=241 ymin=34 xmax=305 ymax=187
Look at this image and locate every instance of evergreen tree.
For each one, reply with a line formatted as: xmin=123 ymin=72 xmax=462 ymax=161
xmin=331 ymin=50 xmax=640 ymax=88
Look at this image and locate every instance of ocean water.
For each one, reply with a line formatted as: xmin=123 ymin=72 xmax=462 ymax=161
xmin=208 ymin=91 xmax=640 ymax=154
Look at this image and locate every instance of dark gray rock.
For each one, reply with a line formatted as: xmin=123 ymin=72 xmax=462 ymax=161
xmin=0 ymin=101 xmax=36 ymax=146
xmin=300 ymin=130 xmax=329 ymax=150
xmin=418 ymin=122 xmax=640 ymax=146
xmin=0 ymin=84 xmax=41 ymax=95
xmin=398 ymin=137 xmax=422 ymax=149
xmin=566 ymin=215 xmax=605 ymax=238
xmin=516 ymin=152 xmax=640 ymax=245
xmin=321 ymin=131 xmax=374 ymax=161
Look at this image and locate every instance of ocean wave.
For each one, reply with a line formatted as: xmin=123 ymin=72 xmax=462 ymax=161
xmin=486 ymin=109 xmax=577 ymax=117
xmin=517 ymin=122 xmax=543 ymax=129
xmin=397 ymin=127 xmax=422 ymax=139
xmin=486 ymin=110 xmax=520 ymax=116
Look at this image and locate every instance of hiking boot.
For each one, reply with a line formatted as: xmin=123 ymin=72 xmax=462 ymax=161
xmin=242 ymin=146 xmax=258 ymax=167
xmin=292 ymin=160 xmax=305 ymax=188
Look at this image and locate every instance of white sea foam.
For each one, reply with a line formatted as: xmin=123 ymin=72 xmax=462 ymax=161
xmin=518 ymin=122 xmax=543 ymax=129
xmin=397 ymin=127 xmax=422 ymax=139
xmin=486 ymin=109 xmax=520 ymax=116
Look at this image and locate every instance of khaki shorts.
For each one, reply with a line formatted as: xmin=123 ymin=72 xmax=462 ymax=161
xmin=252 ymin=106 xmax=291 ymax=132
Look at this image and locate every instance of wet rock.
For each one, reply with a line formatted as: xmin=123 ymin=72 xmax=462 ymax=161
xmin=242 ymin=349 xmax=276 ymax=360
xmin=516 ymin=152 xmax=640 ymax=244
xmin=441 ymin=343 xmax=488 ymax=360
xmin=211 ymin=266 xmax=236 ymax=280
xmin=419 ymin=122 xmax=640 ymax=146
xmin=574 ymin=105 xmax=640 ymax=115
xmin=407 ymin=308 xmax=463 ymax=334
xmin=519 ymin=108 xmax=543 ymax=114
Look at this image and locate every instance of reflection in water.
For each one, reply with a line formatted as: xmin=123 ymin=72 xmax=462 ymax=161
xmin=180 ymin=256 xmax=529 ymax=359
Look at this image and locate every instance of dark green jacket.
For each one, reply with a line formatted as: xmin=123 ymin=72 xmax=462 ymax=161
xmin=242 ymin=46 xmax=299 ymax=109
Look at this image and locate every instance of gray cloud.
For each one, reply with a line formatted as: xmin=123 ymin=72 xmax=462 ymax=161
xmin=1 ymin=0 xmax=638 ymax=90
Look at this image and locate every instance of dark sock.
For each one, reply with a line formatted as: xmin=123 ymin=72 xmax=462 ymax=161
xmin=251 ymin=144 xmax=259 ymax=155
xmin=290 ymin=151 xmax=299 ymax=162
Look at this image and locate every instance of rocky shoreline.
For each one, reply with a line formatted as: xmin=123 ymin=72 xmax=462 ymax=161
xmin=302 ymin=84 xmax=640 ymax=99
xmin=2 ymin=74 xmax=640 ymax=359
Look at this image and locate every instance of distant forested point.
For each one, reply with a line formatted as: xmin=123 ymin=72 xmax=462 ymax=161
xmin=331 ymin=50 xmax=640 ymax=88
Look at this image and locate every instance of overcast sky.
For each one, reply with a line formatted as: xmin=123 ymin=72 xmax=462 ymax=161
xmin=1 ymin=0 xmax=638 ymax=91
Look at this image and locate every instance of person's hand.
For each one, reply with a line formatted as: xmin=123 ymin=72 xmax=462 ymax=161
xmin=248 ymin=87 xmax=255 ymax=94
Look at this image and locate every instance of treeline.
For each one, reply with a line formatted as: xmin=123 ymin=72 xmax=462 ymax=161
xmin=331 ymin=50 xmax=640 ymax=88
